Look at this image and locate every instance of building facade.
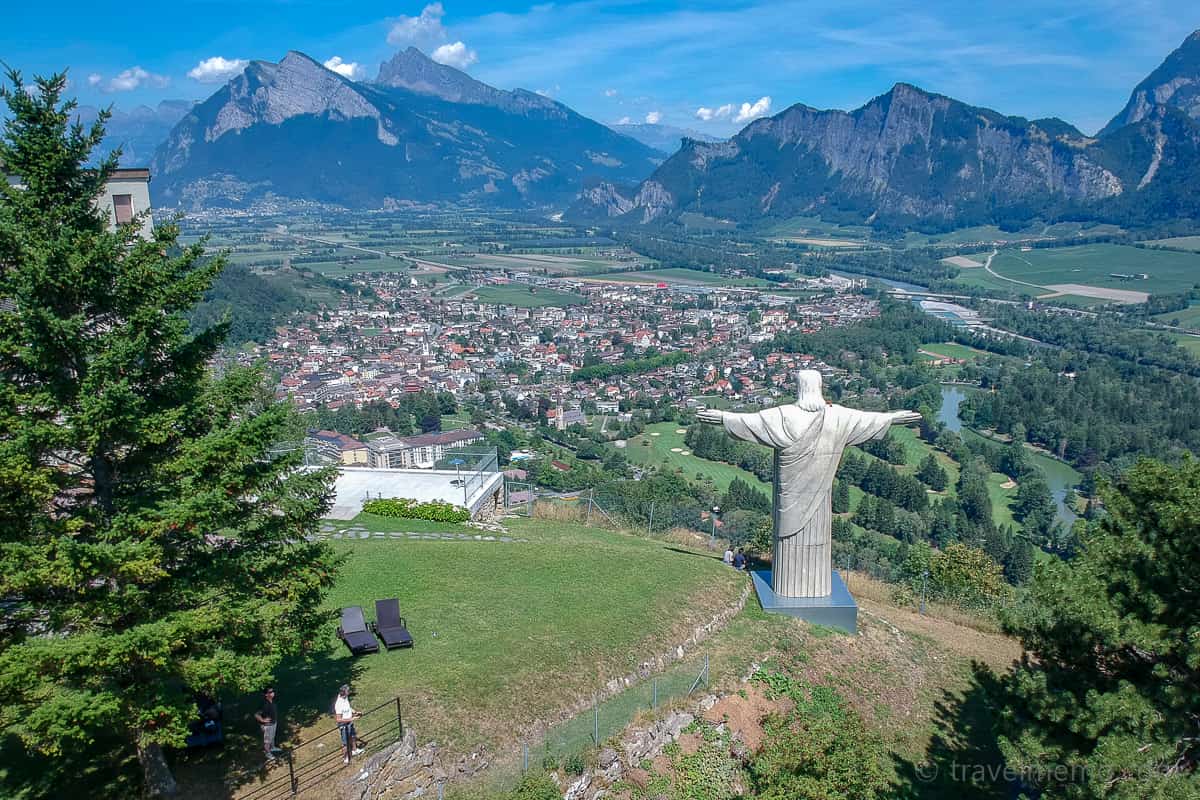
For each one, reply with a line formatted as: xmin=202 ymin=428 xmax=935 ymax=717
xmin=99 ymin=168 xmax=153 ymax=239
xmin=365 ymin=429 xmax=484 ymax=469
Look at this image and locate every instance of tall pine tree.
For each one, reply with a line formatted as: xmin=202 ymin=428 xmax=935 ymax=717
xmin=0 ymin=71 xmax=339 ymax=797
xmin=997 ymin=459 xmax=1200 ymax=797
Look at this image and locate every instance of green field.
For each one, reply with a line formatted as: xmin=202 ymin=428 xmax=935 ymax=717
xmin=176 ymin=516 xmax=743 ymax=795
xmin=1169 ymin=332 xmax=1200 ymax=356
xmin=616 ymin=422 xmax=771 ymax=494
xmin=580 ymin=268 xmax=774 ymax=287
xmin=468 ymin=284 xmax=584 ymax=307
xmin=760 ymin=215 xmax=873 ymax=241
xmin=303 ymin=256 xmax=416 ymax=276
xmin=1153 ymin=302 xmax=1200 ymax=329
xmin=1144 ymin=236 xmax=1200 ymax=252
xmin=903 ymin=222 xmax=1125 ymax=248
xmin=983 ymin=244 xmax=1200 ymax=296
xmin=919 ymin=342 xmax=993 ymax=362
xmin=904 ymin=225 xmax=1029 ymax=247
xmin=428 ymin=252 xmax=637 ymax=276
xmin=439 ymin=412 xmax=473 ymax=430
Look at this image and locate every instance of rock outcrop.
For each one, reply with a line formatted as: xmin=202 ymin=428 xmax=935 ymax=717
xmin=1101 ymin=30 xmax=1200 ymax=135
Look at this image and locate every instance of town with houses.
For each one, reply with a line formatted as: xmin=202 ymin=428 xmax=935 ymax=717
xmin=258 ymin=270 xmax=880 ymax=461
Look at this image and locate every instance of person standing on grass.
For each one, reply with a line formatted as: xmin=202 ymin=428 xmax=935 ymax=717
xmin=334 ymin=685 xmax=364 ymax=765
xmin=255 ymin=688 xmax=281 ymax=761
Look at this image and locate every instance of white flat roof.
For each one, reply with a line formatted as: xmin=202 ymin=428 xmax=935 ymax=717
xmin=325 ymin=467 xmax=503 ymax=520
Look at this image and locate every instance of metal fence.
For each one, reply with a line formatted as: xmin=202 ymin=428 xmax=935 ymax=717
xmin=234 ymin=697 xmax=405 ymax=800
xmin=559 ymin=486 xmax=718 ymax=543
xmin=504 ymin=480 xmax=534 ymax=516
xmin=493 ymin=652 xmax=713 ymax=786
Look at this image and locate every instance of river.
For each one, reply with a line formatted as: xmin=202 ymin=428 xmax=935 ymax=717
xmin=829 ymin=270 xmax=928 ymax=293
xmin=937 ymin=385 xmax=1079 ymax=527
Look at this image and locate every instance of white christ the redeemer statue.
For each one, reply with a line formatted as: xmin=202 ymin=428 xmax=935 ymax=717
xmin=698 ymin=370 xmax=920 ymax=598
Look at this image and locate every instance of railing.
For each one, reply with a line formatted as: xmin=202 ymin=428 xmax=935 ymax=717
xmin=441 ymin=447 xmax=499 ymax=508
xmin=236 ymin=697 xmax=404 ymax=800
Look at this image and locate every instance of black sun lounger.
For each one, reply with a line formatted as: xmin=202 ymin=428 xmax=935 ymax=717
xmin=371 ymin=598 xmax=414 ymax=649
xmin=337 ymin=606 xmax=380 ymax=655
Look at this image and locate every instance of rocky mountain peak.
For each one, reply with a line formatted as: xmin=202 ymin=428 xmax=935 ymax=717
xmin=375 ymin=47 xmax=482 ymax=101
xmin=374 ymin=47 xmax=559 ymax=117
xmin=1101 ymin=29 xmax=1200 ymax=135
xmin=155 ymin=49 xmax=396 ymax=163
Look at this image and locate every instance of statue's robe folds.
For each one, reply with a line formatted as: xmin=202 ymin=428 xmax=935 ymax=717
xmin=721 ymin=404 xmax=897 ymax=597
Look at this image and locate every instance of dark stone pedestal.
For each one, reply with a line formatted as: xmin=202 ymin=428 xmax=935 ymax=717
xmin=750 ymin=569 xmax=858 ymax=634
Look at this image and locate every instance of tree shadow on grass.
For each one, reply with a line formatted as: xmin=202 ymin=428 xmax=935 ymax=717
xmin=664 ymin=546 xmax=724 ymax=561
xmin=172 ymin=647 xmax=365 ymax=799
xmin=0 ymin=728 xmax=142 ymax=800
xmin=892 ymin=664 xmax=1014 ymax=800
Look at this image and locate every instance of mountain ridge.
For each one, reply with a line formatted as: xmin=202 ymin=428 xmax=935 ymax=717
xmin=150 ymin=48 xmax=660 ymax=209
xmin=576 ymin=32 xmax=1200 ymax=230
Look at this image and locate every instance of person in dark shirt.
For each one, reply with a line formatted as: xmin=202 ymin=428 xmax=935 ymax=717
xmin=255 ymin=687 xmax=281 ymax=760
xmin=733 ymin=550 xmax=747 ymax=570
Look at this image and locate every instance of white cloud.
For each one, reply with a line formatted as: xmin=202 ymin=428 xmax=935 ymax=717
xmin=644 ymin=111 xmax=662 ymax=124
xmin=431 ymin=41 xmax=478 ymax=70
xmin=324 ymin=56 xmax=366 ymax=80
xmin=100 ymin=67 xmax=171 ymax=93
xmin=734 ymin=96 xmax=772 ymax=122
xmin=696 ymin=98 xmax=771 ymax=123
xmin=695 ymin=103 xmax=733 ymax=121
xmin=87 ymin=73 xmax=102 ymax=87
xmin=615 ymin=116 xmax=632 ymax=125
xmin=387 ymin=3 xmax=447 ymax=46
xmin=187 ymin=56 xmax=248 ymax=84
xmin=604 ymin=88 xmax=618 ymax=97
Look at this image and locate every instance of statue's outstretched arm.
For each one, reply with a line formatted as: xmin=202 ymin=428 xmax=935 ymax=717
xmin=843 ymin=407 xmax=919 ymax=446
xmin=698 ymin=408 xmax=779 ymax=446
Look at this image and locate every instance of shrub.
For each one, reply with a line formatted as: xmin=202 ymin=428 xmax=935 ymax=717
xmin=563 ymin=751 xmax=586 ymax=775
xmin=749 ymin=671 xmax=889 ymax=800
xmin=362 ymin=497 xmax=470 ymax=523
xmin=508 ymin=772 xmax=559 ymax=800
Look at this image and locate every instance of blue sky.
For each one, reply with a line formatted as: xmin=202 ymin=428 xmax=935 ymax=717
xmin=4 ymin=0 xmax=1198 ymax=135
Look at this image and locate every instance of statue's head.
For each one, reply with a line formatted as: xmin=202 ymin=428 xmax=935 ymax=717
xmin=795 ymin=370 xmax=825 ymax=412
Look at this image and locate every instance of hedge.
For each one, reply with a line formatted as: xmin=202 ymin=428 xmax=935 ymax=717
xmin=361 ymin=497 xmax=471 ymax=523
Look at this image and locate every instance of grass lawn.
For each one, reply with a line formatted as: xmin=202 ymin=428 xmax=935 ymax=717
xmin=439 ymin=412 xmax=473 ymax=431
xmin=986 ymin=473 xmax=1019 ymax=530
xmin=888 ymin=426 xmax=962 ymax=489
xmin=323 ymin=517 xmax=743 ymax=746
xmin=616 ymin=422 xmax=772 ymax=494
xmin=469 ymin=284 xmax=584 ymax=307
xmin=175 ymin=517 xmax=744 ymax=798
